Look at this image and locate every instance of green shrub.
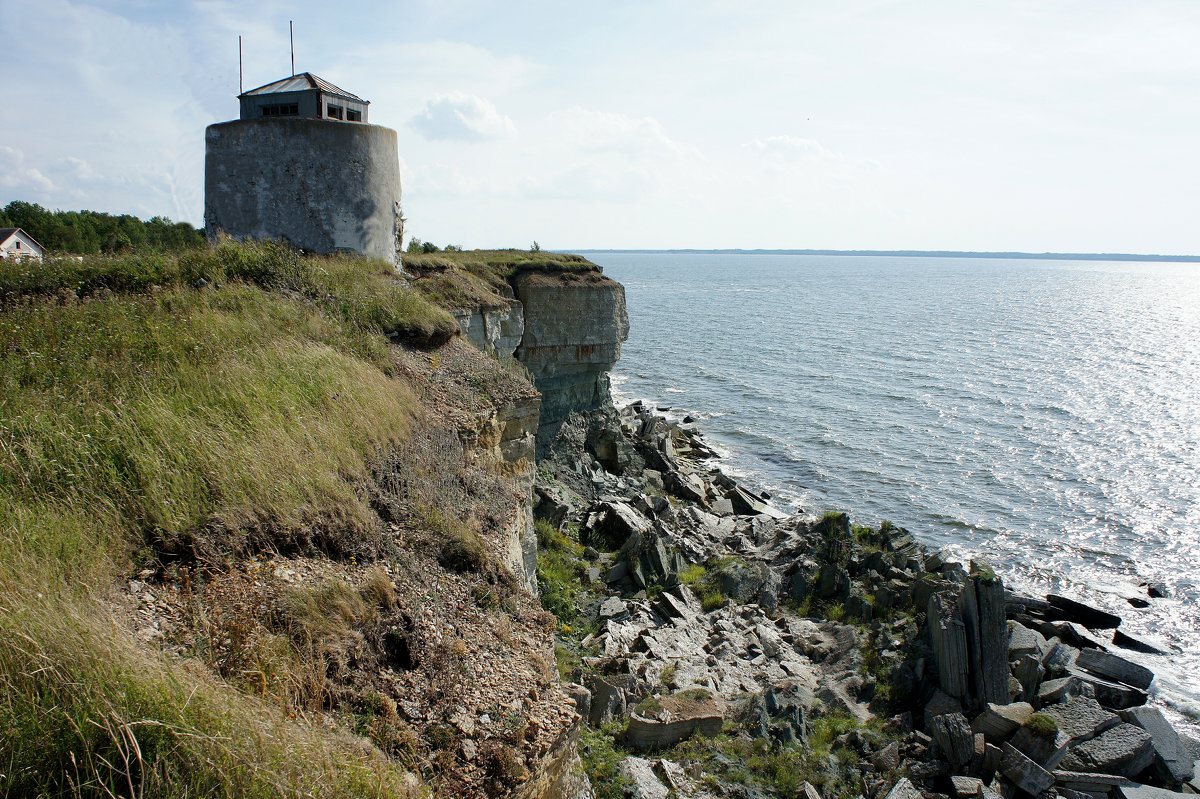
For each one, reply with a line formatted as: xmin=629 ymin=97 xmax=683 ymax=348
xmin=579 ymin=725 xmax=630 ymax=799
xmin=1026 ymin=713 xmax=1059 ymax=739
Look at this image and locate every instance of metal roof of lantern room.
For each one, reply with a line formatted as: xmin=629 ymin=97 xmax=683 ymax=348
xmin=239 ymin=72 xmax=367 ymax=104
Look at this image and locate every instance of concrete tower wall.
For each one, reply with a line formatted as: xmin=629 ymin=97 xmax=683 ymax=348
xmin=204 ymin=118 xmax=402 ymax=263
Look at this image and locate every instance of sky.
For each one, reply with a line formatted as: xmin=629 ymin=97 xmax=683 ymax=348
xmin=2 ymin=0 xmax=1199 ymax=253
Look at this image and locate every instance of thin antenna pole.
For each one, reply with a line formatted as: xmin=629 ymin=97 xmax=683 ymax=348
xmin=289 ymin=21 xmax=295 ymax=76
xmin=238 ymin=35 xmax=243 ymax=93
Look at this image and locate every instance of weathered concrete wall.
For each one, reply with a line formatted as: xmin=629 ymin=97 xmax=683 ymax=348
xmin=204 ymin=118 xmax=402 ymax=263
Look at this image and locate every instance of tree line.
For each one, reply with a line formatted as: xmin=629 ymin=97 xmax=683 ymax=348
xmin=0 ymin=201 xmax=205 ymax=254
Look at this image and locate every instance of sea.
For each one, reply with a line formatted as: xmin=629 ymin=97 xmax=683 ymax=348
xmin=588 ymin=251 xmax=1200 ymax=726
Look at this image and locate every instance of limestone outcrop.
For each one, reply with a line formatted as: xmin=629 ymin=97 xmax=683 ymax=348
xmin=511 ymin=270 xmax=629 ymax=447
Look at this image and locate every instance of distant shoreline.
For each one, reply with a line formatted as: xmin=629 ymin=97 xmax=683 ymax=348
xmin=571 ymin=248 xmax=1200 ymax=263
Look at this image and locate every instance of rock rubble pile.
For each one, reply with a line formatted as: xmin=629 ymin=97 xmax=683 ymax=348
xmin=537 ymin=402 xmax=1198 ymax=799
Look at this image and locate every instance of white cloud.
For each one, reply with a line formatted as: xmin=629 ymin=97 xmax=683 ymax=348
xmin=0 ymin=147 xmax=56 ymax=193
xmin=409 ymin=92 xmax=516 ymax=142
xmin=519 ymin=162 xmax=657 ymax=202
xmin=549 ymin=108 xmax=694 ymax=158
xmin=745 ymin=135 xmax=834 ymax=161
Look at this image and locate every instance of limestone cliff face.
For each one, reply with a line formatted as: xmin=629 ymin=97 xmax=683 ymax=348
xmin=512 ymin=270 xmax=629 ymax=446
xmin=444 ymin=266 xmax=630 ymax=450
xmin=451 ymin=283 xmax=526 ymax=359
xmin=457 ymin=387 xmax=541 ymax=593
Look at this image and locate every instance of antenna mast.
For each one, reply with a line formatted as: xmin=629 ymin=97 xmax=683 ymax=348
xmin=289 ymin=21 xmax=295 ymax=76
xmin=238 ymin=35 xmax=243 ymax=93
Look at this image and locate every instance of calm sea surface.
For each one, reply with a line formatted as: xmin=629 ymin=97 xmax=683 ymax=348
xmin=590 ymin=252 xmax=1200 ymax=720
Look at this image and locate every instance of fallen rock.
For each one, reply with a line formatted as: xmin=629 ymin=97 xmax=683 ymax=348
xmin=1047 ymin=595 xmax=1123 ymax=630
xmin=584 ymin=501 xmax=653 ymax=550
xmin=932 ymin=712 xmax=977 ymax=769
xmin=1010 ymin=622 xmax=1048 ymax=659
xmin=1112 ymin=630 xmax=1171 ymax=657
xmin=1000 ymin=741 xmax=1055 ymax=796
xmin=1039 ymin=676 xmax=1089 ymax=706
xmin=1059 ymin=723 xmax=1155 ymax=777
xmin=624 ymin=690 xmax=723 ymax=752
xmin=1076 ymin=649 xmax=1155 ymax=691
xmin=619 ymin=756 xmax=670 ymax=799
xmin=953 ymin=776 xmax=986 ymax=797
xmin=1041 ymin=697 xmax=1120 ymax=745
xmin=1054 ymin=770 xmax=1137 ymax=793
xmin=1117 ymin=785 xmax=1191 ymax=799
xmin=1119 ymin=706 xmax=1194 ymax=785
xmin=1065 ymin=668 xmax=1149 ymax=710
xmin=885 ymin=778 xmax=924 ymax=799
xmin=1009 ymin=724 xmax=1071 ymax=770
xmin=972 ymin=702 xmax=1035 ymax=742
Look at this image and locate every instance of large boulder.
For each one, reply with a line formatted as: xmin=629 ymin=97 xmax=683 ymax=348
xmin=584 ymin=501 xmax=652 ymax=550
xmin=972 ymin=702 xmax=1035 ymax=742
xmin=1000 ymin=742 xmax=1055 ymax=796
xmin=618 ymin=756 xmax=670 ymax=799
xmin=1076 ymin=649 xmax=1155 ymax=691
xmin=1042 ymin=697 xmax=1119 ymax=745
xmin=1119 ymin=707 xmax=1194 ymax=786
xmin=624 ymin=690 xmax=724 ymax=752
xmin=1060 ymin=723 xmax=1155 ymax=777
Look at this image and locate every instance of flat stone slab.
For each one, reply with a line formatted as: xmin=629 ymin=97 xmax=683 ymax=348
xmin=1065 ymin=668 xmax=1149 ymax=710
xmin=973 ymin=702 xmax=1035 ymax=742
xmin=1055 ymin=770 xmax=1138 ymax=787
xmin=1043 ymin=697 xmax=1120 ymax=744
xmin=1077 ymin=649 xmax=1155 ymax=690
xmin=1119 ymin=706 xmax=1194 ymax=784
xmin=1113 ymin=630 xmax=1171 ymax=657
xmin=1115 ymin=785 xmax=1192 ymax=799
xmin=1001 ymin=742 xmax=1055 ymax=796
xmin=1060 ymin=723 xmax=1154 ymax=777
xmin=1048 ymin=594 xmax=1123 ymax=629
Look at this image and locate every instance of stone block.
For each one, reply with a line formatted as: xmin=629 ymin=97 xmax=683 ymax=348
xmin=1010 ymin=622 xmax=1048 ymax=660
xmin=1120 ymin=706 xmax=1194 ymax=785
xmin=1060 ymin=723 xmax=1155 ymax=777
xmin=1043 ymin=697 xmax=1120 ymax=745
xmin=932 ymin=712 xmax=977 ymax=769
xmin=1077 ymin=650 xmax=1155 ymax=691
xmin=954 ymin=776 xmax=986 ymax=797
xmin=1010 ymin=725 xmax=1071 ymax=770
xmin=1000 ymin=742 xmax=1055 ymax=796
xmin=1012 ymin=654 xmax=1044 ymax=703
xmin=1065 ymin=668 xmax=1149 ymax=710
xmin=972 ymin=702 xmax=1035 ymax=742
xmin=1040 ymin=676 xmax=1089 ymax=706
xmin=618 ymin=756 xmax=669 ymax=799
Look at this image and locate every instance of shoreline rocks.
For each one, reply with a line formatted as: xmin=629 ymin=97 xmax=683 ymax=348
xmin=535 ymin=401 xmax=1192 ymax=799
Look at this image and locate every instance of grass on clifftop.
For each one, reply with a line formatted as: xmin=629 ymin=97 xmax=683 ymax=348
xmin=0 ymin=241 xmax=447 ymax=796
xmin=404 ymin=249 xmax=600 ymax=310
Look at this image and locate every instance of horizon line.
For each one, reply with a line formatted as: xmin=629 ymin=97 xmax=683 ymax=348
xmin=566 ymin=248 xmax=1200 ymax=263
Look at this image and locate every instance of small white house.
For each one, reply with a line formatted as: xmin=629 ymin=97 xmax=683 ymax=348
xmin=0 ymin=228 xmax=46 ymax=261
